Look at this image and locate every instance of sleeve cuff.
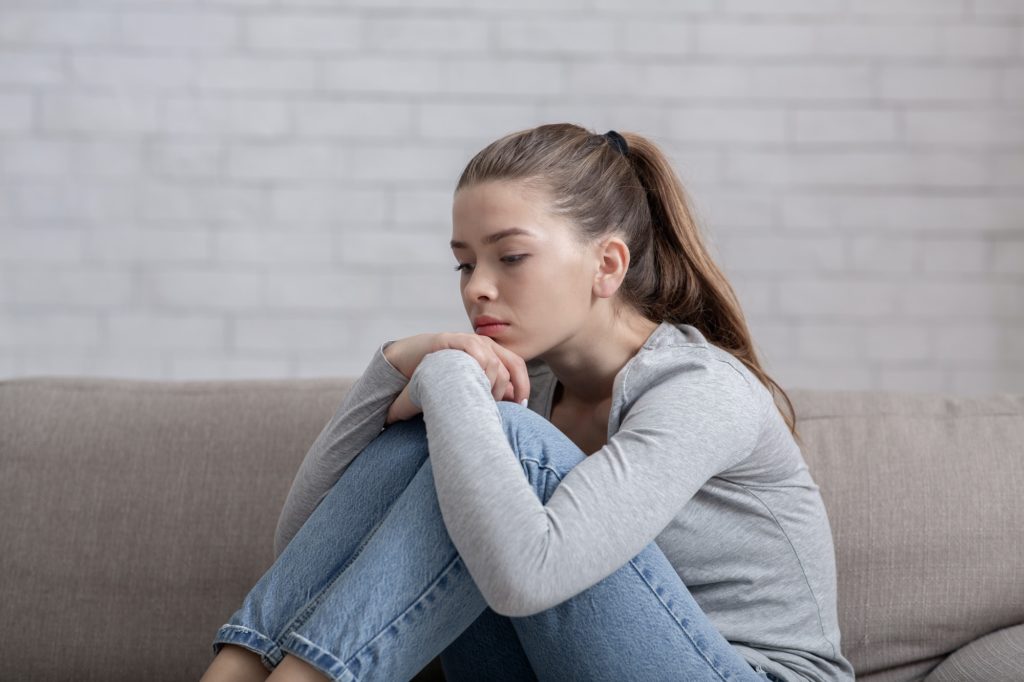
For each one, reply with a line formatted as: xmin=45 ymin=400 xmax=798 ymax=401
xmin=377 ymin=340 xmax=411 ymax=383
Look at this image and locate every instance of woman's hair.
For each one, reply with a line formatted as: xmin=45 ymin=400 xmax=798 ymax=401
xmin=455 ymin=123 xmax=802 ymax=446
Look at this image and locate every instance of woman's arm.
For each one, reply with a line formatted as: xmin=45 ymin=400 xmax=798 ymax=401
xmin=273 ymin=340 xmax=409 ymax=558
xmin=406 ymin=347 xmax=762 ymax=618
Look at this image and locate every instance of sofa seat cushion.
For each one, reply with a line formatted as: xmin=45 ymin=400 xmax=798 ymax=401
xmin=924 ymin=623 xmax=1024 ymax=681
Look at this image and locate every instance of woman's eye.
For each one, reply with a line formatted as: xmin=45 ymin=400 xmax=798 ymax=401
xmin=453 ymin=255 xmax=528 ymax=273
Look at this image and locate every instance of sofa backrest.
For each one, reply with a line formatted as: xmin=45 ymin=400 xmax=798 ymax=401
xmin=0 ymin=376 xmax=351 ymax=681
xmin=1 ymin=377 xmax=1021 ymax=681
xmin=789 ymin=388 xmax=1024 ymax=681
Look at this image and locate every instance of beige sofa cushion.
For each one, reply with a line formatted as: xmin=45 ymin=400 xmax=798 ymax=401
xmin=790 ymin=389 xmax=1024 ymax=681
xmin=0 ymin=376 xmax=352 ymax=681
xmin=924 ymin=623 xmax=1024 ymax=681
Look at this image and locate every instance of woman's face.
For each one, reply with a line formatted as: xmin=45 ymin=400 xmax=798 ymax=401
xmin=450 ymin=180 xmax=597 ymax=360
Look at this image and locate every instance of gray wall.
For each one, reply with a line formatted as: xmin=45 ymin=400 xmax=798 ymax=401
xmin=1 ymin=0 xmax=1022 ymax=394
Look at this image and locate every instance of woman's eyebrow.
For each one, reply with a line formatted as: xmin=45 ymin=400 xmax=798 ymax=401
xmin=450 ymin=227 xmax=535 ymax=250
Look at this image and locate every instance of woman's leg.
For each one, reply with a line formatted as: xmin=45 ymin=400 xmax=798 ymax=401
xmin=439 ymin=402 xmax=769 ymax=682
xmin=437 ymin=605 xmax=538 ymax=682
xmin=268 ymin=402 xmax=766 ymax=682
xmin=209 ymin=416 xmax=432 ymax=671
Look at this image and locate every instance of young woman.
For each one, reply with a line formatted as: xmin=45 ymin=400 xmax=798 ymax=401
xmin=202 ymin=124 xmax=856 ymax=682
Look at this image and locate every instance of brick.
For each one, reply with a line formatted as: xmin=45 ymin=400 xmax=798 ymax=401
xmin=877 ymin=368 xmax=946 ymax=392
xmin=991 ymin=240 xmax=1024 ymax=275
xmin=747 ymin=64 xmax=873 ymax=100
xmin=782 ymin=193 xmax=1024 ymax=232
xmin=335 ymin=230 xmax=445 ymax=265
xmin=212 ymin=229 xmax=332 ymax=264
xmin=0 ymin=50 xmax=64 ymax=86
xmin=69 ymin=53 xmax=192 ymax=90
xmin=118 ymin=10 xmax=239 ymax=50
xmin=15 ymin=182 xmax=137 ymax=222
xmin=497 ymin=17 xmax=616 ymax=54
xmin=779 ymin=278 xmax=898 ymax=316
xmin=418 ymin=102 xmax=538 ymax=139
xmin=0 ymin=227 xmax=84 ymax=263
xmin=816 ymin=23 xmax=940 ymax=58
xmin=84 ymin=227 xmax=209 ymax=262
xmin=107 ymin=313 xmax=226 ymax=349
xmin=668 ymin=106 xmax=786 ymax=144
xmin=137 ymin=183 xmax=271 ymax=225
xmin=878 ymin=66 xmax=998 ymax=102
xmin=270 ymin=186 xmax=388 ymax=224
xmin=293 ymin=99 xmax=414 ymax=137
xmin=793 ymin=108 xmax=899 ymax=144
xmin=149 ymin=269 xmax=264 ymax=308
xmin=0 ymin=93 xmax=33 ymax=132
xmin=846 ymin=0 xmax=968 ymax=17
xmin=726 ymin=150 xmax=988 ymax=188
xmin=163 ymin=97 xmax=290 ymax=136
xmin=343 ymin=144 xmax=467 ymax=182
xmin=931 ymin=324 xmax=1000 ymax=363
xmin=898 ymin=281 xmax=1022 ymax=319
xmin=263 ymin=269 xmax=388 ymax=310
xmin=7 ymin=267 xmax=135 ymax=306
xmin=919 ymin=239 xmax=989 ymax=273
xmin=903 ymin=109 xmax=1024 ymax=147
xmin=196 ymin=56 xmax=317 ymax=92
xmin=167 ymin=353 xmax=291 ymax=380
xmin=796 ymin=323 xmax=863 ymax=360
xmin=148 ymin=140 xmax=224 ymax=178
xmin=443 ymin=59 xmax=563 ymax=96
xmin=695 ymin=21 xmax=817 ymax=57
xmin=225 ymin=142 xmax=343 ymax=180
xmin=385 ymin=269 xmax=461 ymax=309
xmin=848 ymin=236 xmax=918 ymax=274
xmin=721 ymin=0 xmax=842 ymax=14
xmin=0 ymin=138 xmax=72 ymax=175
xmin=622 ymin=19 xmax=694 ymax=55
xmin=364 ymin=16 xmax=487 ymax=52
xmin=392 ymin=189 xmax=456 ymax=226
xmin=0 ymin=9 xmax=117 ymax=47
xmin=864 ymin=325 xmax=931 ymax=361
xmin=718 ymin=234 xmax=845 ymax=273
xmin=244 ymin=13 xmax=361 ymax=51
xmin=322 ymin=56 xmax=442 ymax=93
xmin=40 ymin=93 xmax=161 ymax=134
xmin=233 ymin=315 xmax=355 ymax=352
xmin=68 ymin=140 xmax=144 ymax=177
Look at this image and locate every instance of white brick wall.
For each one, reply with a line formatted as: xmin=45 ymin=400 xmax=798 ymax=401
xmin=1 ymin=0 xmax=1021 ymax=394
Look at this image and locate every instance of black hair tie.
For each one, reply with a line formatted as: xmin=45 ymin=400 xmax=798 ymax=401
xmin=604 ymin=130 xmax=629 ymax=156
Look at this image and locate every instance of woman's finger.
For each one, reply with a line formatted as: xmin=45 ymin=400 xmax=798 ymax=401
xmin=481 ymin=339 xmax=531 ymax=405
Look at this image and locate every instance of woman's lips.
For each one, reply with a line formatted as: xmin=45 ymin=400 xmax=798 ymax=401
xmin=475 ymin=323 xmax=509 ymax=336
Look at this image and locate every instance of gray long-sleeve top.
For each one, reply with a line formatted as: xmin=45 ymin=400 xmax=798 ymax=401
xmin=274 ymin=321 xmax=856 ymax=682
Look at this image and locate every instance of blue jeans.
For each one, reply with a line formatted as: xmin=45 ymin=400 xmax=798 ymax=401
xmin=212 ymin=401 xmax=781 ymax=682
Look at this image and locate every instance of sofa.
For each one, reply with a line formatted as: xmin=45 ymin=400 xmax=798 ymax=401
xmin=1 ymin=374 xmax=1022 ymax=681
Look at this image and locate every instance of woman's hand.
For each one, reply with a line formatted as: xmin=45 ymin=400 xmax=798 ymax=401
xmin=383 ymin=332 xmax=531 ymax=422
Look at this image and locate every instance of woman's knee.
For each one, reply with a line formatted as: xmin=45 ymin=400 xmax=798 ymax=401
xmin=494 ymin=401 xmax=588 ymax=477
xmin=378 ymin=412 xmax=427 ymax=441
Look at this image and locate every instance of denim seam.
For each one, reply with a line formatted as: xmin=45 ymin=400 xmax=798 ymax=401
xmin=275 ymin=510 xmax=392 ymax=644
xmin=285 ymin=551 xmax=464 ymax=680
xmin=213 ymin=623 xmax=285 ymax=669
xmin=281 ymin=631 xmax=355 ymax=682
xmin=517 ymin=456 xmax=567 ymax=482
xmin=627 ymin=556 xmax=736 ymax=682
xmin=340 ymin=551 xmax=464 ymax=670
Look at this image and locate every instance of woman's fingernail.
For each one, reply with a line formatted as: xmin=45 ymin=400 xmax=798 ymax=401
xmin=520 ymin=399 xmax=529 ymax=407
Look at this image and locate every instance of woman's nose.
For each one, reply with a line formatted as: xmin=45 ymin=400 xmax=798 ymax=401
xmin=464 ymin=268 xmax=497 ymax=296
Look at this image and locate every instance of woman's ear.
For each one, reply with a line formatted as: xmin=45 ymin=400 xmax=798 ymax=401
xmin=592 ymin=236 xmax=630 ymax=299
